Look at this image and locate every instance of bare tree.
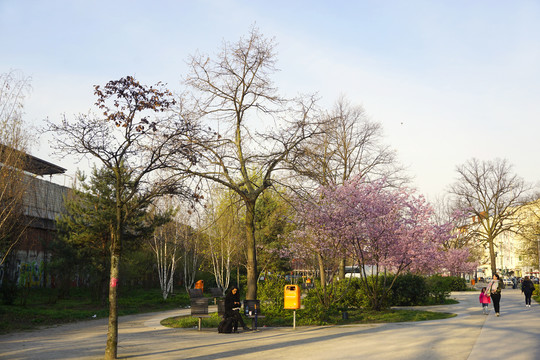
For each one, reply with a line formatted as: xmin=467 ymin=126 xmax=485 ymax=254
xmin=48 ymin=76 xmax=194 ymax=360
xmin=290 ymin=96 xmax=406 ymax=188
xmin=150 ymin=219 xmax=180 ymax=300
xmin=449 ymin=158 xmax=531 ymax=275
xmin=180 ymin=219 xmax=202 ymax=292
xmin=202 ymin=186 xmax=245 ymax=293
xmin=0 ymin=70 xmax=32 ymax=265
xmin=173 ymin=28 xmax=321 ymax=300
xmin=432 ymin=195 xmax=478 ymax=249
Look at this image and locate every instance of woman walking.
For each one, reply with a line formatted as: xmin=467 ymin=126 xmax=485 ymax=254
xmin=521 ymin=276 xmax=535 ymax=308
xmin=486 ymin=273 xmax=504 ymax=317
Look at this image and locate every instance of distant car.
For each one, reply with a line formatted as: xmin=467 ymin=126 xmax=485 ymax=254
xmin=503 ymin=278 xmax=513 ymax=287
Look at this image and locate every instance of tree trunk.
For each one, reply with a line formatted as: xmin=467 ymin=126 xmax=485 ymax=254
xmin=104 ymin=243 xmax=120 ymax=359
xmin=338 ymin=258 xmax=345 ymax=280
xmin=317 ymin=252 xmax=326 ymax=291
xmin=489 ymin=238 xmax=497 ymax=275
xmin=105 ymin=193 xmax=122 ymax=360
xmin=245 ymin=200 xmax=258 ymax=300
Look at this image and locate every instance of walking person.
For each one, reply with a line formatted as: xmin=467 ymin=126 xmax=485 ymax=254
xmin=521 ymin=276 xmax=535 ymax=308
xmin=486 ymin=273 xmax=504 ymax=317
xmin=479 ymin=286 xmax=491 ymax=314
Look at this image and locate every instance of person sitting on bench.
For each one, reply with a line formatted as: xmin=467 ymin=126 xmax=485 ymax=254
xmin=224 ymin=286 xmax=250 ymax=332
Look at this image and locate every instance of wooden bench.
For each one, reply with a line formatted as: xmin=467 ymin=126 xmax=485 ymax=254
xmin=209 ymin=287 xmax=225 ymax=305
xmin=188 ymin=288 xmax=210 ymax=331
xmin=217 ymin=298 xmax=226 ymax=318
xmin=301 ymin=282 xmax=315 ymax=290
xmin=243 ymin=299 xmax=265 ymax=330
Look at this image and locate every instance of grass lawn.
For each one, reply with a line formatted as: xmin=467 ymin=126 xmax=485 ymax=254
xmin=161 ymin=308 xmax=457 ymax=329
xmin=1 ymin=287 xmax=469 ymax=334
xmin=0 ymin=287 xmax=190 ymax=334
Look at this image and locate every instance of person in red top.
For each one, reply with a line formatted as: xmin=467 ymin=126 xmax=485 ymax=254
xmin=479 ymin=286 xmax=491 ymax=315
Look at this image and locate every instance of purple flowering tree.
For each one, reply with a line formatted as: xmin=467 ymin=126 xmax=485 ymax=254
xmin=293 ymin=177 xmax=455 ymax=310
xmin=441 ymin=248 xmax=477 ymax=276
xmin=286 ymin=192 xmax=352 ymax=311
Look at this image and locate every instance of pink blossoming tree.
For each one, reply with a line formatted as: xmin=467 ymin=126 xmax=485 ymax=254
xmin=292 ymin=177 xmax=463 ymax=310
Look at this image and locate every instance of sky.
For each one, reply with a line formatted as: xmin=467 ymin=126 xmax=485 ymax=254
xmin=1 ymin=0 xmax=540 ymax=200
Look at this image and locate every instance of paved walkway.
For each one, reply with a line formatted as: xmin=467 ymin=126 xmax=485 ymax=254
xmin=1 ymin=289 xmax=539 ymax=359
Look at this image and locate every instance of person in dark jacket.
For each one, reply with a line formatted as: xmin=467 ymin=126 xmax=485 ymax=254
xmin=224 ymin=286 xmax=250 ymax=332
xmin=521 ymin=276 xmax=535 ymax=308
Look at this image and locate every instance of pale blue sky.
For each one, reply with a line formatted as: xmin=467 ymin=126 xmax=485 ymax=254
xmin=2 ymin=0 xmax=540 ymax=199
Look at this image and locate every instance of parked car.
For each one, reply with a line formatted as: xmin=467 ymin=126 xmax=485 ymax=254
xmin=503 ymin=278 xmax=513 ymax=287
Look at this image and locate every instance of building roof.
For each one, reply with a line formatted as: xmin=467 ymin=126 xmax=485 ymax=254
xmin=24 ymin=153 xmax=66 ymax=175
xmin=0 ymin=144 xmax=66 ymax=175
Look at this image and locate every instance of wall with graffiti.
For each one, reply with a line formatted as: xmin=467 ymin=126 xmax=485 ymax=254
xmin=0 ymin=252 xmax=49 ymax=288
xmin=18 ymin=260 xmax=44 ymax=287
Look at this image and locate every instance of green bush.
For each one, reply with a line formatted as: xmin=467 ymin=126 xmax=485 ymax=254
xmin=257 ymin=273 xmax=288 ymax=316
xmin=333 ymin=278 xmax=365 ymax=310
xmin=257 ymin=274 xmax=357 ymax=325
xmin=446 ymin=276 xmax=468 ymax=291
xmin=300 ymin=285 xmax=341 ymax=323
xmin=251 ymin=273 xmax=456 ymax=324
xmin=389 ymin=273 xmax=429 ymax=306
xmin=1 ymin=280 xmax=18 ymax=305
xmin=355 ymin=275 xmax=395 ymax=310
xmin=287 ymin=279 xmax=359 ymax=323
xmin=426 ymin=275 xmax=452 ymax=304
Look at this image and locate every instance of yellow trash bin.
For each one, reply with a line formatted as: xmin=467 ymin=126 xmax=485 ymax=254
xmin=284 ymin=285 xmax=301 ymax=309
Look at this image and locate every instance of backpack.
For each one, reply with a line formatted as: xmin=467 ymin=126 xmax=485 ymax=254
xmin=218 ymin=317 xmax=234 ymax=333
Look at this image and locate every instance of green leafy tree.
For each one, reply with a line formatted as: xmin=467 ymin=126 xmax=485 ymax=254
xmin=54 ymin=166 xmax=166 ymax=303
xmin=255 ymin=188 xmax=295 ymax=275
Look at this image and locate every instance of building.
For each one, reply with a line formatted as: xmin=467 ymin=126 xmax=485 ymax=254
xmin=0 ymin=147 xmax=69 ymax=287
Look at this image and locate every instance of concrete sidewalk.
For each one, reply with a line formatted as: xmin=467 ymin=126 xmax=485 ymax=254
xmin=0 ymin=289 xmax=539 ymax=360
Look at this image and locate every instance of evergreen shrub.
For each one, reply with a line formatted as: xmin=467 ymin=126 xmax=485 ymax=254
xmin=1 ymin=280 xmax=18 ymax=305
xmin=446 ymin=276 xmax=468 ymax=291
xmin=389 ymin=273 xmax=429 ymax=306
xmin=426 ymin=275 xmax=452 ymax=304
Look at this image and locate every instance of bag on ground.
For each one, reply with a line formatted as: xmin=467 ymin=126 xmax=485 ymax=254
xmin=218 ymin=317 xmax=234 ymax=333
